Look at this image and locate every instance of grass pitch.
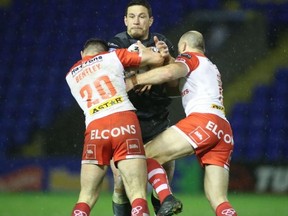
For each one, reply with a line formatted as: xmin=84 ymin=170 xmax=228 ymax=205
xmin=0 ymin=192 xmax=287 ymax=215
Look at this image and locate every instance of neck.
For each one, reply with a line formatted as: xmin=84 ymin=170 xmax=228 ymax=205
xmin=188 ymin=48 xmax=204 ymax=54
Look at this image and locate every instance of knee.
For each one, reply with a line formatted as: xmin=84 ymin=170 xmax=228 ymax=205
xmin=113 ymin=175 xmax=125 ymax=191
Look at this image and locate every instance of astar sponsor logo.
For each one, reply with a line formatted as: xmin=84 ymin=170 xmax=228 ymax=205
xmin=89 ymin=96 xmax=124 ymax=115
xmin=211 ymin=103 xmax=225 ymax=112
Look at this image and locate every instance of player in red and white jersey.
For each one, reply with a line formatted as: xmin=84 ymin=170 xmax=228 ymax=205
xmin=66 ymin=38 xmax=181 ymax=216
xmin=178 ymin=51 xmax=226 ymax=120
xmin=66 ymin=42 xmax=141 ymax=127
xmin=126 ymin=31 xmax=238 ymax=216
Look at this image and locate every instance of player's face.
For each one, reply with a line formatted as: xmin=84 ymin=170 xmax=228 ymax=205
xmin=125 ymin=5 xmax=153 ymax=40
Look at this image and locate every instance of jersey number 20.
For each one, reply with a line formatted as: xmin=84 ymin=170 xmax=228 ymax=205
xmin=80 ymin=75 xmax=117 ymax=108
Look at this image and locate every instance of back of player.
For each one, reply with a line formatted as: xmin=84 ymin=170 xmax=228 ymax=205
xmin=66 ymin=48 xmax=138 ymax=125
xmin=66 ymin=38 xmax=151 ymax=216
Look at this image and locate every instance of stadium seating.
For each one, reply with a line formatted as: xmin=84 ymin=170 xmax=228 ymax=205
xmin=230 ymin=68 xmax=288 ymax=162
xmin=0 ymin=0 xmax=222 ymax=150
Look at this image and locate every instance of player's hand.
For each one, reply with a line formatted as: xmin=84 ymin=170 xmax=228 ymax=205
xmin=154 ymin=36 xmax=169 ymax=59
xmin=135 ymin=84 xmax=152 ymax=95
xmin=125 ymin=70 xmax=136 ymax=78
xmin=136 ymin=40 xmax=148 ymax=54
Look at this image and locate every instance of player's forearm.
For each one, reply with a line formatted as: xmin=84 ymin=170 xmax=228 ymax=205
xmin=138 ymin=67 xmax=172 ymax=85
xmin=126 ymin=66 xmax=174 ymax=92
xmin=140 ymin=52 xmax=164 ymax=68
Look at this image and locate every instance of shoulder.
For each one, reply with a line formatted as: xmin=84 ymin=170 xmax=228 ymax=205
xmin=114 ymin=49 xmax=138 ymax=60
xmin=175 ymin=52 xmax=200 ymax=72
xmin=108 ymin=31 xmax=130 ymax=49
xmin=66 ymin=59 xmax=82 ymax=77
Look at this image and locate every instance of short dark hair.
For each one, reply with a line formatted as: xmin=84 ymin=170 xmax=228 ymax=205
xmin=83 ymin=38 xmax=109 ymax=52
xmin=125 ymin=0 xmax=152 ymax=17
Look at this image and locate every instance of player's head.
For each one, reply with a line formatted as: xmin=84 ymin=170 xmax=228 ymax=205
xmin=124 ymin=0 xmax=154 ymax=40
xmin=178 ymin=31 xmax=205 ymax=54
xmin=81 ymin=38 xmax=109 ymax=58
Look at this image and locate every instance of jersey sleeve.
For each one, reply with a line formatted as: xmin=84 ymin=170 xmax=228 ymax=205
xmin=108 ymin=37 xmax=123 ymax=49
xmin=108 ymin=32 xmax=131 ymax=49
xmin=115 ymin=49 xmax=141 ymax=68
xmin=175 ymin=52 xmax=199 ymax=75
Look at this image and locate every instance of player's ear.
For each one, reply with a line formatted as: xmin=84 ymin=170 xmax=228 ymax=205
xmin=149 ymin=16 xmax=154 ymax=26
xmin=124 ymin=16 xmax=128 ymax=26
xmin=80 ymin=51 xmax=84 ymax=58
xmin=182 ymin=42 xmax=187 ymax=52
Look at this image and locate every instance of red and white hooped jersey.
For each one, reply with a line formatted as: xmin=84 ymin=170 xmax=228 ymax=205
xmin=66 ymin=49 xmax=141 ymax=127
xmin=175 ymin=52 xmax=226 ymax=120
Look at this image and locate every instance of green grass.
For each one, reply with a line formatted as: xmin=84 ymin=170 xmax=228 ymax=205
xmin=0 ymin=192 xmax=287 ymax=215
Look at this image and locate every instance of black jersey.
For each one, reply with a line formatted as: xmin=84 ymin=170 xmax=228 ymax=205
xmin=108 ymin=31 xmax=175 ymax=142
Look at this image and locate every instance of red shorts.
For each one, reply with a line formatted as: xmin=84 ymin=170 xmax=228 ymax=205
xmin=82 ymin=111 xmax=146 ymax=165
xmin=174 ymin=113 xmax=234 ymax=170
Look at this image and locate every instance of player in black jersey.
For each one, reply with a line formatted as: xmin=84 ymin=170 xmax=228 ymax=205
xmin=108 ymin=0 xmax=181 ymax=216
xmin=109 ymin=31 xmax=175 ymax=143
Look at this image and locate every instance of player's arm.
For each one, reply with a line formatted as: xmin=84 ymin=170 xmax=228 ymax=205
xmin=153 ymin=36 xmax=180 ymax=96
xmin=126 ymin=62 xmax=188 ymax=92
xmin=137 ymin=40 xmax=164 ymax=67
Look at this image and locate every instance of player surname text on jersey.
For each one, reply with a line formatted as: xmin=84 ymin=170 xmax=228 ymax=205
xmin=75 ymin=63 xmax=101 ymax=83
xmin=90 ymin=125 xmax=137 ymax=139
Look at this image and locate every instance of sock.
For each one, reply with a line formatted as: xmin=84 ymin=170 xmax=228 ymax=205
xmin=71 ymin=202 xmax=90 ymax=216
xmin=216 ymin=201 xmax=237 ymax=216
xmin=131 ymin=198 xmax=149 ymax=216
xmin=146 ymin=158 xmax=172 ymax=203
xmin=112 ymin=190 xmax=131 ymax=216
xmin=150 ymin=191 xmax=161 ymax=214
xmin=112 ymin=191 xmax=130 ymax=204
xmin=112 ymin=201 xmax=132 ymax=216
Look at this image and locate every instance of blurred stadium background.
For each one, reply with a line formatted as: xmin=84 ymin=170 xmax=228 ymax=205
xmin=0 ymin=0 xmax=288 ymax=215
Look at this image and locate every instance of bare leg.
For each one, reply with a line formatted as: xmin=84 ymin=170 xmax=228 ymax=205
xmin=145 ymin=127 xmax=194 ymax=165
xmin=117 ymin=158 xmax=149 ymax=215
xmin=162 ymin=160 xmax=175 ymax=183
xmin=71 ymin=164 xmax=108 ymax=215
xmin=204 ymin=165 xmax=229 ymax=210
xmin=111 ymin=159 xmax=131 ymax=216
xmin=117 ymin=158 xmax=147 ymax=202
xmin=77 ymin=164 xmax=108 ymax=207
xmin=204 ymin=165 xmax=238 ymax=215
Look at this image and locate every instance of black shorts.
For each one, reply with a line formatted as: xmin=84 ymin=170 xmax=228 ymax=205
xmin=139 ymin=117 xmax=170 ymax=143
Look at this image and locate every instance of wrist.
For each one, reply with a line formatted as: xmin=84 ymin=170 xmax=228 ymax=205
xmin=131 ymin=74 xmax=138 ymax=87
